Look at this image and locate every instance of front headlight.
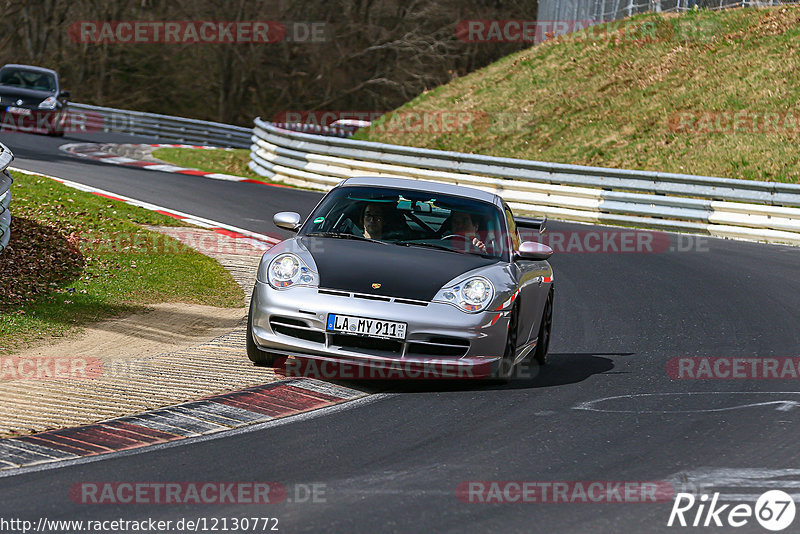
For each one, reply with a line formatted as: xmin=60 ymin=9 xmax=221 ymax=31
xmin=433 ymin=276 xmax=494 ymax=313
xmin=39 ymin=96 xmax=58 ymax=109
xmin=261 ymin=253 xmax=318 ymax=289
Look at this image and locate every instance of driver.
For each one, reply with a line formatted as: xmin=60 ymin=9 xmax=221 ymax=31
xmin=362 ymin=202 xmax=387 ymax=239
xmin=448 ymin=211 xmax=487 ymax=252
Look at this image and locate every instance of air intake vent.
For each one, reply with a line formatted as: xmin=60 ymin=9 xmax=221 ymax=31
xmin=269 ymin=317 xmax=325 ymax=344
xmin=318 ymin=289 xmax=349 ymax=297
xmin=393 ymin=298 xmax=428 ymax=307
xmin=406 ymin=336 xmax=469 ymax=358
xmin=354 ymin=294 xmax=391 ymax=302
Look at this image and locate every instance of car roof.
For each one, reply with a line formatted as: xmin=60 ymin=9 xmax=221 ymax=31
xmin=0 ymin=64 xmax=59 ymax=77
xmin=339 ymin=176 xmax=501 ymax=205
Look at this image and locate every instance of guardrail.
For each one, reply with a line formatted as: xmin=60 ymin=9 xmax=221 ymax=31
xmin=271 ymin=122 xmax=353 ymax=138
xmin=69 ymin=103 xmax=251 ymax=148
xmin=0 ymin=142 xmax=15 ymax=254
xmin=250 ymin=118 xmax=800 ymax=246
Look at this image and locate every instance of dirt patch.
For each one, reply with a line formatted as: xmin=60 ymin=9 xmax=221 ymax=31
xmin=6 ymin=302 xmax=244 ymax=362
xmin=0 ymin=225 xmax=276 ymax=436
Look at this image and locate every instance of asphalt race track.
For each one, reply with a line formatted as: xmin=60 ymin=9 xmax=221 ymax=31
xmin=3 ymin=129 xmax=800 ymax=533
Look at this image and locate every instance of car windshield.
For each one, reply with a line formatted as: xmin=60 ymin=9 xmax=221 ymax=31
xmin=0 ymin=68 xmax=56 ymax=93
xmin=300 ymin=185 xmax=506 ymax=259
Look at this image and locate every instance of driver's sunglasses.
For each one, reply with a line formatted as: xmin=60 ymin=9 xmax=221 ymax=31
xmin=364 ymin=214 xmax=384 ymax=222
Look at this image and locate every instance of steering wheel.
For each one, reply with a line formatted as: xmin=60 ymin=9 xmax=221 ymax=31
xmin=440 ymin=234 xmax=482 ymax=250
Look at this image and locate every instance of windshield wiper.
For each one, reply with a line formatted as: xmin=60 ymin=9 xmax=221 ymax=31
xmin=306 ymin=232 xmax=386 ymax=245
xmin=393 ymin=240 xmax=465 ymax=254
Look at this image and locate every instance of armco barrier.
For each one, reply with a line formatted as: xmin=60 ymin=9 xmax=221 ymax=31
xmin=271 ymin=122 xmax=353 ymax=138
xmin=0 ymin=142 xmax=15 ymax=254
xmin=249 ymin=118 xmax=800 ymax=246
xmin=69 ymin=103 xmax=251 ymax=148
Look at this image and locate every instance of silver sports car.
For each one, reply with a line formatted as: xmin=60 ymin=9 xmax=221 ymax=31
xmin=247 ymin=177 xmax=554 ymax=379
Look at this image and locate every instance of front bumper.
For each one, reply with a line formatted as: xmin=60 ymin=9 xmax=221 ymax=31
xmin=0 ymin=107 xmax=62 ymax=133
xmin=250 ymin=281 xmax=510 ymax=375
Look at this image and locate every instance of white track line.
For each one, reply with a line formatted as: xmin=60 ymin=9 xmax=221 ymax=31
xmin=9 ymin=166 xmax=281 ymax=245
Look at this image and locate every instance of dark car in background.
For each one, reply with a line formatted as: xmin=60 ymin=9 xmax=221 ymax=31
xmin=0 ymin=64 xmax=70 ymax=136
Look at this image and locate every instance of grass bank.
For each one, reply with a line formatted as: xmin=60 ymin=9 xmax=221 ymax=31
xmin=0 ymin=171 xmax=243 ymax=354
xmin=152 ymin=147 xmax=265 ymax=180
xmin=355 ymin=6 xmax=800 ymax=183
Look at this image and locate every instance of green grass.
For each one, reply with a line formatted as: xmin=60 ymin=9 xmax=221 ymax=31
xmin=355 ymin=6 xmax=800 ymax=183
xmin=0 ymin=171 xmax=244 ymax=354
xmin=153 ymin=147 xmax=266 ymax=181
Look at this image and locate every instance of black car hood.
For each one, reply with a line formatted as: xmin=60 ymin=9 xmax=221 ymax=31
xmin=0 ymin=86 xmax=53 ymax=105
xmin=302 ymin=236 xmax=499 ymax=301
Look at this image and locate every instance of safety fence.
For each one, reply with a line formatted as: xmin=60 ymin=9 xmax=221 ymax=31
xmin=250 ymin=119 xmax=800 ymax=246
xmin=0 ymin=142 xmax=15 ymax=254
xmin=68 ymin=103 xmax=251 ymax=148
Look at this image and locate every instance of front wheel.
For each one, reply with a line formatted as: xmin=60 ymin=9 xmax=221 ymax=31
xmin=47 ymin=111 xmax=66 ymax=137
xmin=532 ymin=288 xmax=553 ymax=366
xmin=491 ymin=301 xmax=519 ymax=381
xmin=246 ymin=294 xmax=277 ymax=366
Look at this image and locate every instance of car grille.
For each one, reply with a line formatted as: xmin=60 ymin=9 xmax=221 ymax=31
xmin=330 ymin=334 xmax=403 ymax=355
xmin=0 ymin=96 xmax=43 ymax=107
xmin=318 ymin=289 xmax=428 ymax=306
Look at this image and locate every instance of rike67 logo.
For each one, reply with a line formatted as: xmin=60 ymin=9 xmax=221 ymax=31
xmin=668 ymin=490 xmax=796 ymax=531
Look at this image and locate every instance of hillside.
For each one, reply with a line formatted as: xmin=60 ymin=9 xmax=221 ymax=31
xmin=356 ymin=7 xmax=800 ymax=183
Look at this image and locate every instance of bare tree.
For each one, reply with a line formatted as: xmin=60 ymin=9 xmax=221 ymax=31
xmin=0 ymin=0 xmax=537 ymax=125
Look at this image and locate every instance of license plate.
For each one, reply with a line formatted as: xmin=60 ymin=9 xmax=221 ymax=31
xmin=326 ymin=314 xmax=407 ymax=340
xmin=6 ymin=106 xmax=31 ymax=116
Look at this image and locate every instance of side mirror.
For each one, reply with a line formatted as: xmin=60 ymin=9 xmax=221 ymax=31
xmin=59 ymin=90 xmax=71 ymax=99
xmin=273 ymin=211 xmax=301 ymax=232
xmin=515 ymin=241 xmax=553 ymax=261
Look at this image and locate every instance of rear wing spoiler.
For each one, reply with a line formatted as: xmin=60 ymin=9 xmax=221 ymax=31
xmin=514 ymin=216 xmax=547 ymax=234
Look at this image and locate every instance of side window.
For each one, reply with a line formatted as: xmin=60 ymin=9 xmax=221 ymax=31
xmin=504 ymin=205 xmax=520 ymax=251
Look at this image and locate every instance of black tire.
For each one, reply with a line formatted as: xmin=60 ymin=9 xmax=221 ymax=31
xmin=246 ymin=295 xmax=277 ymax=366
xmin=533 ymin=288 xmax=554 ymax=366
xmin=47 ymin=111 xmax=66 ymax=137
xmin=492 ymin=301 xmax=520 ymax=381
